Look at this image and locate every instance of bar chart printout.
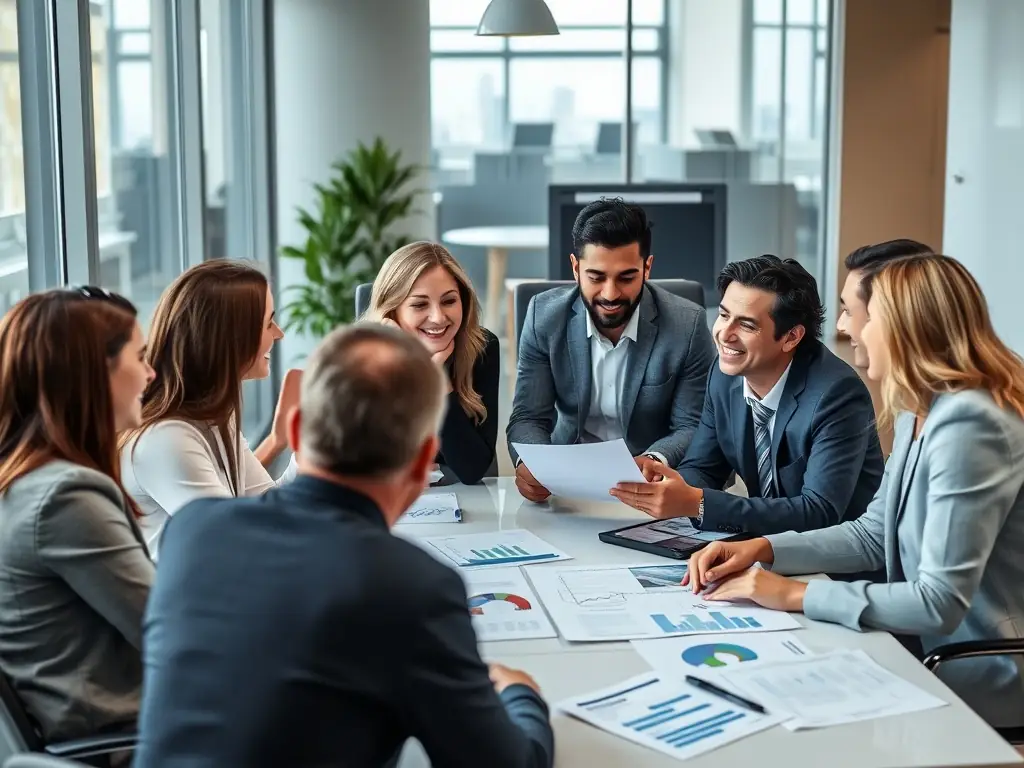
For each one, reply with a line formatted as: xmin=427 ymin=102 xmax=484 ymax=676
xmin=653 ymin=612 xmax=766 ymax=633
xmin=423 ymin=529 xmax=573 ymax=570
xmin=559 ymin=672 xmax=783 ymax=760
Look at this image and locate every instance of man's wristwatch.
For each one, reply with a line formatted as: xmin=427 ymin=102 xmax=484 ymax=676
xmin=643 ymin=453 xmax=662 ymax=463
xmin=693 ymin=492 xmax=705 ymax=528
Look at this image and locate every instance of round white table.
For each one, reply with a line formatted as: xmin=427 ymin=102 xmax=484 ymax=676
xmin=441 ymin=226 xmax=549 ymax=331
xmin=394 ymin=478 xmax=1021 ymax=768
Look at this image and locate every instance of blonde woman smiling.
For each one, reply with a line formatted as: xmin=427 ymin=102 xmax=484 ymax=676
xmin=366 ymin=242 xmax=498 ymax=484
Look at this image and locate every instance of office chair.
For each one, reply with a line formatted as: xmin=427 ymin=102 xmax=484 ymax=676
xmin=0 ymin=674 xmax=135 ymax=762
xmin=512 ymin=279 xmax=706 ymax=348
xmin=923 ymin=639 xmax=1024 ymax=745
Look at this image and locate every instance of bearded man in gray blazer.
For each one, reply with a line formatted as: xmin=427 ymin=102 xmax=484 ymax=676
xmin=507 ymin=198 xmax=715 ymax=502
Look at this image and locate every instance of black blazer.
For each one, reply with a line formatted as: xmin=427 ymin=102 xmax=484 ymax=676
xmin=437 ymin=329 xmax=500 ymax=484
xmin=678 ymin=342 xmax=884 ymax=535
xmin=134 ymin=477 xmax=554 ymax=768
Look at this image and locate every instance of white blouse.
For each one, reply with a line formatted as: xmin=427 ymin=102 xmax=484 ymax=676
xmin=121 ymin=419 xmax=295 ymax=558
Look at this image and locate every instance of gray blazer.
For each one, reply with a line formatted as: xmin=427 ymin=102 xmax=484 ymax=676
xmin=0 ymin=461 xmax=154 ymax=741
xmin=507 ymin=283 xmax=714 ymax=467
xmin=767 ymin=390 xmax=1024 ymax=728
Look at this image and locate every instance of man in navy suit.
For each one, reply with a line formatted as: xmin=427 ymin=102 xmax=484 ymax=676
xmin=134 ymin=325 xmax=554 ymax=768
xmin=613 ymin=255 xmax=883 ymax=536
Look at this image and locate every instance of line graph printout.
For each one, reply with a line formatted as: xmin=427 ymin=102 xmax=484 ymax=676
xmin=463 ymin=568 xmax=557 ymax=641
xmin=527 ymin=564 xmax=801 ymax=642
xmin=396 ymin=492 xmax=461 ymax=524
xmin=424 ymin=529 xmax=573 ymax=570
xmin=559 ymin=672 xmax=783 ymax=761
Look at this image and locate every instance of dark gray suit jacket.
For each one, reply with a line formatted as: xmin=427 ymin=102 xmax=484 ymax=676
xmin=679 ymin=342 xmax=884 ymax=534
xmin=507 ymin=283 xmax=714 ymax=467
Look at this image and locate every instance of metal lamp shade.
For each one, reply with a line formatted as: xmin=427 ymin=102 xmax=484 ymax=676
xmin=476 ymin=0 xmax=560 ymax=37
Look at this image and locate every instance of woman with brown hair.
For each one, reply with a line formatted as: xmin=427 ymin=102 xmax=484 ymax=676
xmin=684 ymin=254 xmax=1024 ymax=729
xmin=0 ymin=287 xmax=155 ymax=742
xmin=366 ymin=241 xmax=499 ymax=484
xmin=121 ymin=261 xmax=299 ymax=556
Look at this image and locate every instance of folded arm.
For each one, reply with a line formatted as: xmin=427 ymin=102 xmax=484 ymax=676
xmin=800 ymin=408 xmax=1020 ymax=636
xmin=37 ymin=485 xmax=155 ymax=649
xmin=698 ymin=378 xmax=878 ymax=534
xmin=439 ymin=334 xmax=500 ymax=484
xmin=507 ymin=300 xmax=557 ymax=465
xmin=645 ymin=311 xmax=715 ymax=466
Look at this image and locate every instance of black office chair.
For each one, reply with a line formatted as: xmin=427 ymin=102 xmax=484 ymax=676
xmin=0 ymin=674 xmax=135 ymax=763
xmin=923 ymin=639 xmax=1024 ymax=745
xmin=354 ymin=282 xmax=374 ymax=319
xmin=512 ymin=279 xmax=706 ymax=347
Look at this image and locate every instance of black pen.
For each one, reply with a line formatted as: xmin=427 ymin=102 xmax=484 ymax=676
xmin=685 ymin=675 xmax=767 ymax=714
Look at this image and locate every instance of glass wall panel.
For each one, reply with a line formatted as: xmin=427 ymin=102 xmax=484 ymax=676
xmin=0 ymin=0 xmax=26 ymax=317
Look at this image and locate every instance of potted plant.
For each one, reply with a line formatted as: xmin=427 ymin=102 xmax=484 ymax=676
xmin=281 ymin=138 xmax=421 ymax=337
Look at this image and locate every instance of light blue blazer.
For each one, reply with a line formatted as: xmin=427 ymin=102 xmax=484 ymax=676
xmin=767 ymin=390 xmax=1024 ymax=728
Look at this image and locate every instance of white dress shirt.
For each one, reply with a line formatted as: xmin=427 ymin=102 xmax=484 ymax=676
xmin=121 ymin=419 xmax=295 ymax=558
xmin=581 ymin=308 xmax=641 ymax=443
xmin=742 ymin=361 xmax=793 ymax=441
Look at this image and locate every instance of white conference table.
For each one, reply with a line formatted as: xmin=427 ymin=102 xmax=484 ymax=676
xmin=395 ymin=477 xmax=1022 ymax=768
xmin=441 ymin=225 xmax=549 ymax=332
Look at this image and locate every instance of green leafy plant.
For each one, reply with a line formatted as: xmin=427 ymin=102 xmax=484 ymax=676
xmin=281 ymin=138 xmax=421 ymax=337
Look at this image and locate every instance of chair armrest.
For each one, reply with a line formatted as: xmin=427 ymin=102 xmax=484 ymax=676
xmin=45 ymin=732 xmax=137 ymax=759
xmin=923 ymin=639 xmax=1024 ymax=671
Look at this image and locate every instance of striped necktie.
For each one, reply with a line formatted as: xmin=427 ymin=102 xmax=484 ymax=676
xmin=747 ymin=397 xmax=776 ymax=498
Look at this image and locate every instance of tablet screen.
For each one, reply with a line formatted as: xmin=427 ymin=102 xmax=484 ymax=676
xmin=614 ymin=518 xmax=732 ymax=551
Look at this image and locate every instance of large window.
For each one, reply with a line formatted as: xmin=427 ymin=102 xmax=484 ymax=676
xmin=429 ymin=0 xmax=668 ymax=161
xmin=0 ymin=0 xmax=25 ymax=317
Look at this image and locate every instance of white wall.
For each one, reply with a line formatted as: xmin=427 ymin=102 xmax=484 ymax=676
xmin=274 ymin=0 xmax=434 ymax=363
xmin=666 ymin=0 xmax=743 ymax=147
xmin=944 ymin=0 xmax=1024 ymax=353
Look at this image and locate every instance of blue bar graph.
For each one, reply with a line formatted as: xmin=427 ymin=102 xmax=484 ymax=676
xmin=648 ymin=694 xmax=690 ymax=710
xmin=651 ymin=611 xmax=761 ymax=634
xmin=512 ymin=545 xmax=529 ymax=555
xmin=463 ymin=553 xmax=559 ymax=566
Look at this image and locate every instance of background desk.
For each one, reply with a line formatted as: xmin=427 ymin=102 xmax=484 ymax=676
xmin=396 ymin=478 xmax=1022 ymax=768
xmin=441 ymin=226 xmax=549 ymax=331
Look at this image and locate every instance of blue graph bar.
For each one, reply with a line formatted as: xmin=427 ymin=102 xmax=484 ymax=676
xmin=668 ymin=712 xmax=746 ymax=748
xmin=709 ymin=612 xmax=743 ymax=630
xmin=513 ymin=545 xmax=529 ymax=555
xmin=493 ymin=546 xmax=512 ymax=557
xmin=731 ymin=617 xmax=749 ymax=628
xmin=635 ymin=704 xmax=710 ymax=732
xmin=470 ymin=549 xmax=488 ymax=558
xmin=652 ymin=614 xmax=677 ymax=633
xmin=649 ymin=694 xmax=690 ymax=710
xmin=660 ymin=710 xmax=744 ymax=744
xmin=464 ymin=553 xmax=559 ymax=566
xmin=745 ymin=617 xmax=762 ymax=627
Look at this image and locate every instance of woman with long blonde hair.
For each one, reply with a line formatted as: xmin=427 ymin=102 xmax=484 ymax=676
xmin=121 ymin=261 xmax=300 ymax=556
xmin=366 ymin=241 xmax=499 ymax=484
xmin=683 ymin=254 xmax=1024 ymax=729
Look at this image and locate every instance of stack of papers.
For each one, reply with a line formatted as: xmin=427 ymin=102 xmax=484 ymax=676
xmin=397 ymin=492 xmax=461 ymax=524
xmin=511 ymin=439 xmax=646 ymax=501
xmin=559 ymin=672 xmax=783 ymax=761
xmin=714 ymin=649 xmax=948 ymax=729
xmin=632 ymin=632 xmax=813 ymax=677
xmin=462 ymin=568 xmax=557 ymax=642
xmin=422 ymin=529 xmax=573 ymax=570
xmin=528 ymin=563 xmax=801 ymax=641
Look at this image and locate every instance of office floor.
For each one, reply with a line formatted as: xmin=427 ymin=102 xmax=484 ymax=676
xmin=491 ymin=334 xmax=890 ymax=477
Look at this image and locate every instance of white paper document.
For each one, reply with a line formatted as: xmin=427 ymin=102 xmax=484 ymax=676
xmin=396 ymin=492 xmax=461 ymax=524
xmin=716 ymin=649 xmax=948 ymax=730
xmin=632 ymin=632 xmax=813 ymax=677
xmin=510 ymin=439 xmax=646 ymax=501
xmin=559 ymin=672 xmax=784 ymax=761
xmin=462 ymin=568 xmax=557 ymax=642
xmin=527 ymin=563 xmax=802 ymax=642
xmin=429 ymin=469 xmax=444 ymax=484
xmin=423 ymin=529 xmax=573 ymax=570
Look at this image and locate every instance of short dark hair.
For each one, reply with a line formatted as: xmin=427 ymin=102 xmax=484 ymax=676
xmin=717 ymin=255 xmax=825 ymax=342
xmin=844 ymin=239 xmax=933 ymax=303
xmin=572 ymin=197 xmax=652 ymax=259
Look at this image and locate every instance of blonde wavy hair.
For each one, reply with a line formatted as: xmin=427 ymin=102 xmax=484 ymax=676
xmin=870 ymin=254 xmax=1024 ymax=429
xmin=365 ymin=242 xmax=488 ymax=424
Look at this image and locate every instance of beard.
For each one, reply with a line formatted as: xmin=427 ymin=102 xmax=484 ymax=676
xmin=579 ymin=278 xmax=645 ymax=331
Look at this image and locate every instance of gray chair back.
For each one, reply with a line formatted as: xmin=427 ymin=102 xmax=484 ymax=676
xmin=513 ymin=279 xmax=705 ymax=345
xmin=0 ymin=674 xmax=36 ymax=762
xmin=4 ymin=758 xmax=87 ymax=768
xmin=355 ymin=283 xmax=373 ymax=318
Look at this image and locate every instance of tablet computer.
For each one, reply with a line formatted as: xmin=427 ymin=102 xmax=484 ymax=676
xmin=599 ymin=518 xmax=750 ymax=560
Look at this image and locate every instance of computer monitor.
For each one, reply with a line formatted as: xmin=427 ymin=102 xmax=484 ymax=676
xmin=547 ymin=184 xmax=728 ymax=304
xmin=512 ymin=122 xmax=554 ymax=149
xmin=595 ymin=123 xmax=622 ymax=154
xmin=695 ymin=128 xmax=738 ymax=148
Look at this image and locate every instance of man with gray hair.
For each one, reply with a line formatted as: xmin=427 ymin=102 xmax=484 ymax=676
xmin=134 ymin=324 xmax=555 ymax=768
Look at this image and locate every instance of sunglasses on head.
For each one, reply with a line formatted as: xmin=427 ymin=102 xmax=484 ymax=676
xmin=70 ymin=285 xmax=137 ymax=314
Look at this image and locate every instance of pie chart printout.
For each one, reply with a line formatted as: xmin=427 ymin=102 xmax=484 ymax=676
xmin=681 ymin=643 xmax=759 ymax=668
xmin=468 ymin=592 xmax=532 ymax=616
